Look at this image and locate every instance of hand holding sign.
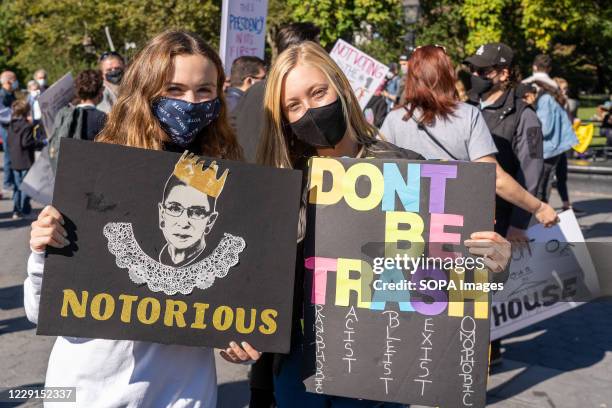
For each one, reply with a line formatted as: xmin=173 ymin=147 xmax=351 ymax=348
xmin=219 ymin=341 xmax=262 ymax=364
xmin=535 ymin=201 xmax=559 ymax=227
xmin=30 ymin=205 xmax=69 ymax=251
xmin=465 ymin=231 xmax=512 ymax=273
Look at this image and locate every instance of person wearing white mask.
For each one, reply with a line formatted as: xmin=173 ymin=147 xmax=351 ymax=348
xmin=33 ymin=68 xmax=48 ymax=92
xmin=26 ymin=80 xmax=42 ymax=122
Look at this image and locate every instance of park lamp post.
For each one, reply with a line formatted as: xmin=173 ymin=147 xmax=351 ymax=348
xmin=401 ymin=0 xmax=420 ymax=54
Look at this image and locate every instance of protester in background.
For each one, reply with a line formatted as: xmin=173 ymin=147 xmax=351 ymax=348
xmin=554 ymin=77 xmax=579 ymax=121
xmin=380 ymin=45 xmax=557 ymax=231
xmin=96 ymin=51 xmax=125 ymax=113
xmin=26 ymin=80 xmax=45 ymax=144
xmin=7 ymin=99 xmax=36 ymax=219
xmin=33 ymin=68 xmax=48 ymax=92
xmin=523 ymin=54 xmax=559 ymax=89
xmin=256 ymin=41 xmax=512 ymax=407
xmin=600 ymin=101 xmax=612 ymax=144
xmin=25 ymin=30 xmax=257 ymax=408
xmin=0 ymin=70 xmax=18 ymax=196
xmin=464 ymin=43 xmax=549 ymax=237
xmin=465 ymin=42 xmax=550 ymax=365
xmin=551 ymin=76 xmax=583 ymax=213
xmin=47 ymin=69 xmax=107 ymax=170
xmin=73 ymin=69 xmax=106 ymax=140
xmin=363 ymin=80 xmax=390 ymax=128
xmin=26 ymin=80 xmax=42 ymax=122
xmin=381 ymin=62 xmax=400 ymax=111
xmin=516 ymin=83 xmax=537 ymax=106
xmin=523 ymin=55 xmax=578 ymax=204
xmin=397 ymin=54 xmax=409 ymax=105
xmin=232 ymin=22 xmax=320 ymax=162
xmin=225 ymin=56 xmax=266 ymax=112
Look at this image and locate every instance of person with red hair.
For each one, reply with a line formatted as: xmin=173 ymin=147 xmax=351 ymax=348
xmin=380 ymin=45 xmax=558 ymax=236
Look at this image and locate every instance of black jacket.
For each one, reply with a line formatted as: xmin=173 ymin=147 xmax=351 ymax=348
xmin=231 ymin=80 xmax=266 ymax=163
xmin=7 ymin=118 xmax=36 ymax=170
xmin=468 ymin=88 xmax=544 ymax=233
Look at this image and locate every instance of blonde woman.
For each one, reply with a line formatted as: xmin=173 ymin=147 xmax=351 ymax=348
xmin=255 ymin=41 xmax=512 ymax=407
xmin=25 ymin=30 xmax=259 ymax=407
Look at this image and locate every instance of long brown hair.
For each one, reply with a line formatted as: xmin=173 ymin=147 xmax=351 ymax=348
xmin=257 ymin=41 xmax=379 ymax=169
xmin=401 ymin=45 xmax=458 ymax=126
xmin=97 ymin=30 xmax=242 ymax=160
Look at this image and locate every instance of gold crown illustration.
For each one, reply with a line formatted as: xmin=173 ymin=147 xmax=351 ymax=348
xmin=173 ymin=152 xmax=229 ymax=198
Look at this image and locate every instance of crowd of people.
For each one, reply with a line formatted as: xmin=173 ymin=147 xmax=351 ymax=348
xmin=0 ymin=18 xmax=588 ymax=408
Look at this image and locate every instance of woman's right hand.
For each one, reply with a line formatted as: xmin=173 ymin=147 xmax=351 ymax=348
xmin=30 ymin=205 xmax=69 ymax=252
xmin=534 ymin=201 xmax=559 ymax=227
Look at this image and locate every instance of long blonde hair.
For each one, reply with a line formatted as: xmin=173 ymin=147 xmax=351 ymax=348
xmin=257 ymin=41 xmax=379 ymax=168
xmin=97 ymin=30 xmax=242 ymax=160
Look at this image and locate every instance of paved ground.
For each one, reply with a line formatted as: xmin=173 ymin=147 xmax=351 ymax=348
xmin=0 ymin=154 xmax=610 ymax=408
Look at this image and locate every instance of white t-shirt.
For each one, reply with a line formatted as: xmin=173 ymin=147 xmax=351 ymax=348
xmin=24 ymin=252 xmax=217 ymax=408
xmin=379 ymin=102 xmax=498 ymax=161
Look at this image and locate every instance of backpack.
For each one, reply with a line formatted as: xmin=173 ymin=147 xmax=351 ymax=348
xmin=48 ymin=106 xmax=86 ymax=172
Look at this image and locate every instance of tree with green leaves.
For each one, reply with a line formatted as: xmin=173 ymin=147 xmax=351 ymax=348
xmin=4 ymin=0 xmax=221 ymax=82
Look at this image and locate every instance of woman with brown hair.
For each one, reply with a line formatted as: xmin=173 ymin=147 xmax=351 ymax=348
xmin=24 ymin=30 xmax=258 ymax=407
xmin=256 ymin=41 xmax=512 ymax=407
xmin=380 ymin=45 xmax=559 ymax=242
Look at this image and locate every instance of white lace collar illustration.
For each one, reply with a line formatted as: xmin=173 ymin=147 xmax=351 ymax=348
xmin=103 ymin=222 xmax=246 ymax=295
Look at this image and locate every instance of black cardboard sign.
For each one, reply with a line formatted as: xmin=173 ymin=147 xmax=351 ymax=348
xmin=303 ymin=157 xmax=496 ymax=407
xmin=37 ymin=139 xmax=302 ymax=352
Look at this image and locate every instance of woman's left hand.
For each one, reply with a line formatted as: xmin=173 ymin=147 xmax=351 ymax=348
xmin=219 ymin=341 xmax=261 ymax=365
xmin=464 ymin=231 xmax=512 ymax=274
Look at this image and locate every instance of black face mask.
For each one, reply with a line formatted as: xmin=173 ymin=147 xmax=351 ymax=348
xmin=470 ymin=74 xmax=494 ymax=96
xmin=105 ymin=68 xmax=124 ymax=85
xmin=289 ymin=99 xmax=347 ymax=148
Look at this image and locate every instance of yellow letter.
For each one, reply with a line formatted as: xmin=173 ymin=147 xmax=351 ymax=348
xmin=212 ymin=306 xmax=234 ymax=331
xmin=343 ymin=162 xmax=384 ymax=211
xmin=335 ymin=258 xmax=372 ymax=308
xmin=385 ymin=211 xmax=425 ymax=258
xmin=191 ymin=302 xmax=210 ymax=329
xmin=137 ymin=297 xmax=161 ymax=325
xmin=119 ymin=294 xmax=138 ymax=323
xmin=308 ymin=157 xmax=345 ymax=205
xmin=448 ymin=267 xmax=489 ymax=319
xmin=259 ymin=309 xmax=278 ymax=334
xmin=90 ymin=293 xmax=115 ymax=320
xmin=164 ymin=299 xmax=188 ymax=327
xmin=235 ymin=308 xmax=257 ymax=334
xmin=60 ymin=289 xmax=88 ymax=318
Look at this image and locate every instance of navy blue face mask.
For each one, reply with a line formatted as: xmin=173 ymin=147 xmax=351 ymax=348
xmin=152 ymin=97 xmax=221 ymax=147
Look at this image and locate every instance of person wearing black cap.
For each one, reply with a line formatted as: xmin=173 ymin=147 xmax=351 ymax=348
xmin=465 ymin=42 xmax=545 ymax=239
xmin=465 ymin=42 xmax=547 ymax=366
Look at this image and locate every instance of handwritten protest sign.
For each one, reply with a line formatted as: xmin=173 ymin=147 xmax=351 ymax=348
xmin=37 ymin=139 xmax=301 ymax=352
xmin=303 ymin=157 xmax=496 ymax=407
xmin=329 ymin=39 xmax=389 ymax=109
xmin=491 ymin=210 xmax=600 ymax=340
xmin=38 ymin=72 xmax=75 ymax=135
xmin=219 ymin=0 xmax=268 ymax=74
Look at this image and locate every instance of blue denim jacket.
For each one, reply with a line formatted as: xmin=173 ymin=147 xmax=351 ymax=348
xmin=536 ymin=93 xmax=578 ymax=159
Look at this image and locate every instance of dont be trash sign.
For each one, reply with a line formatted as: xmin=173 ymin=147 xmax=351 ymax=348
xmin=302 ymin=157 xmax=496 ymax=407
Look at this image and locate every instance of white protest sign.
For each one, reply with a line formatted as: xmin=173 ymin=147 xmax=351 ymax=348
xmin=38 ymin=73 xmax=75 ymax=135
xmin=329 ymin=39 xmax=389 ymax=109
xmin=491 ymin=210 xmax=600 ymax=340
xmin=219 ymin=0 xmax=268 ymax=75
